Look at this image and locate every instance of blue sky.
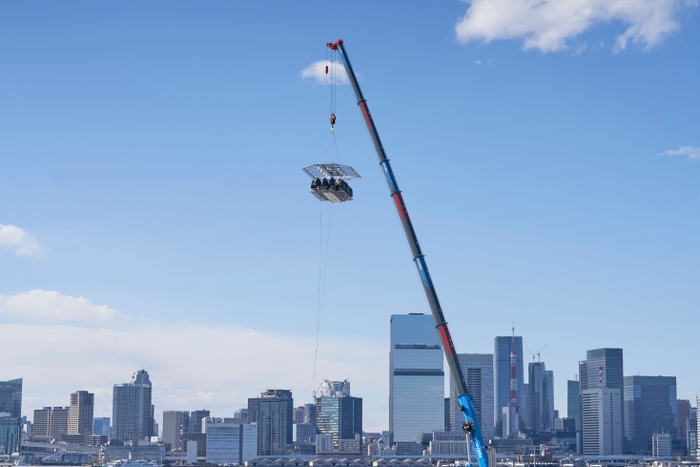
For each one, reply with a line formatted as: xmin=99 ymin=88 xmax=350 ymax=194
xmin=1 ymin=1 xmax=698 ymax=431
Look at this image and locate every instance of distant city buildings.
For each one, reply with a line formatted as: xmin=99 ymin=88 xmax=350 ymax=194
xmin=112 ymin=369 xmax=153 ymax=442
xmin=206 ymin=422 xmax=258 ymax=465
xmin=163 ymin=410 xmax=184 ymax=450
xmin=0 ymin=379 xmax=22 ymax=455
xmin=390 ymin=314 xmax=444 ymax=443
xmin=580 ymin=348 xmax=624 ymax=454
xmin=248 ymin=389 xmax=293 ymax=456
xmin=567 ymin=380 xmax=581 ymax=430
xmin=68 ymin=390 xmax=94 ymax=435
xmin=581 ymin=388 xmax=622 ymax=455
xmin=528 ymin=361 xmax=554 ymax=432
xmin=315 ymin=380 xmax=362 ymax=450
xmin=33 ymin=406 xmax=69 ymax=439
xmin=93 ymin=417 xmax=111 ymax=437
xmin=494 ymin=335 xmax=525 ymax=437
xmin=623 ymin=375 xmax=677 ymax=454
xmin=449 ymin=353 xmax=494 ymax=440
xmin=189 ymin=409 xmax=210 ymax=435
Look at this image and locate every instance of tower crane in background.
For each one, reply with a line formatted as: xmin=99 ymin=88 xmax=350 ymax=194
xmin=326 ymin=39 xmax=490 ymax=467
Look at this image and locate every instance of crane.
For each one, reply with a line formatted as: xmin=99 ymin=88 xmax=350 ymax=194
xmin=327 ymin=39 xmax=489 ymax=467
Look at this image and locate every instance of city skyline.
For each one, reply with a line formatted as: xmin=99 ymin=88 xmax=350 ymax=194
xmin=2 ymin=1 xmax=700 ymax=434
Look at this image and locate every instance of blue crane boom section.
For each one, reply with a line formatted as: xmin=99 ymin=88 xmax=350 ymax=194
xmin=327 ymin=39 xmax=489 ymax=467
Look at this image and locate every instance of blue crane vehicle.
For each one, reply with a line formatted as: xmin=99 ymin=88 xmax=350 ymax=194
xmin=327 ymin=39 xmax=490 ymax=467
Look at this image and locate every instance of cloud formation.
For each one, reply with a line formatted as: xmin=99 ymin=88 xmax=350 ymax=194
xmin=455 ymin=0 xmax=696 ymax=52
xmin=0 ymin=224 xmax=40 ymax=256
xmin=0 ymin=290 xmax=128 ymax=322
xmin=661 ymin=146 xmax=700 ymax=161
xmin=301 ymin=61 xmax=349 ymax=85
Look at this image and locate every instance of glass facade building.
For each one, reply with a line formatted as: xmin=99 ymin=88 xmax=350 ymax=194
xmin=0 ymin=379 xmax=21 ymax=454
xmin=494 ymin=336 xmax=525 ymax=436
xmin=567 ymin=380 xmax=581 ymax=429
xmin=390 ymin=314 xmax=444 ymax=443
xmin=449 ymin=353 xmax=494 ymax=440
xmin=623 ymin=375 xmax=677 ymax=454
xmin=316 ymin=395 xmax=362 ymax=449
xmin=112 ymin=370 xmax=153 ymax=442
xmin=247 ymin=389 xmax=293 ymax=456
xmin=528 ymin=362 xmax=554 ymax=432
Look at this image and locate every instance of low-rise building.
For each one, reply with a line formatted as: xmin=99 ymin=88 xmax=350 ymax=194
xmin=206 ymin=422 xmax=258 ymax=465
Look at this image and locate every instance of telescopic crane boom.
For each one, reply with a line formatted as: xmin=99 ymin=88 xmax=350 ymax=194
xmin=327 ymin=39 xmax=489 ymax=467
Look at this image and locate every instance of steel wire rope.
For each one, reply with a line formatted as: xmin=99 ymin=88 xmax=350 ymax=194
xmin=310 ymin=50 xmax=338 ymax=401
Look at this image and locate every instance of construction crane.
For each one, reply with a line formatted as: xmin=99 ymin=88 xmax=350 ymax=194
xmin=327 ymin=39 xmax=490 ymax=467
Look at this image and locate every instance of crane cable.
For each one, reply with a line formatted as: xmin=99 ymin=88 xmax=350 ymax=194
xmin=310 ymin=47 xmax=338 ymax=402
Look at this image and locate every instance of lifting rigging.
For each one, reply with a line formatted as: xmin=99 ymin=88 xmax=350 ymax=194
xmin=303 ymin=45 xmax=361 ymax=203
xmin=324 ymin=39 xmax=490 ymax=467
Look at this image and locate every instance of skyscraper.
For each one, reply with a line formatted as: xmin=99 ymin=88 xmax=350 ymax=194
xmin=69 ymin=391 xmax=94 ymax=435
xmin=581 ymin=388 xmax=622 ymax=455
xmin=163 ymin=411 xmax=184 ymax=451
xmin=528 ymin=362 xmax=554 ymax=432
xmin=112 ymin=370 xmax=153 ymax=442
xmin=390 ymin=314 xmax=444 ymax=443
xmin=494 ymin=336 xmax=525 ymax=437
xmin=188 ymin=410 xmax=210 ymax=435
xmin=623 ymin=375 xmax=677 ymax=454
xmin=93 ymin=417 xmax=111 ymax=437
xmin=567 ymin=380 xmax=581 ymax=429
xmin=248 ymin=389 xmax=293 ymax=456
xmin=449 ymin=353 xmax=494 ymax=440
xmin=0 ymin=379 xmax=22 ymax=419
xmin=315 ymin=380 xmax=362 ymax=450
xmin=33 ymin=407 xmax=69 ymax=439
xmin=580 ymin=348 xmax=624 ymax=452
xmin=584 ymin=349 xmax=624 ymax=392
xmin=0 ymin=379 xmax=22 ymax=454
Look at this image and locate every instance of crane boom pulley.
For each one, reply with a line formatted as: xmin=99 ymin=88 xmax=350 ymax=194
xmin=327 ymin=39 xmax=490 ymax=467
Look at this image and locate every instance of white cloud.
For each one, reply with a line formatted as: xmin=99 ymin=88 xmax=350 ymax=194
xmin=455 ymin=0 xmax=697 ymax=53
xmin=0 ymin=290 xmax=387 ymax=431
xmin=301 ymin=60 xmax=349 ymax=85
xmin=0 ymin=290 xmax=128 ymax=322
xmin=661 ymin=146 xmax=700 ymax=161
xmin=0 ymin=224 xmax=39 ymax=256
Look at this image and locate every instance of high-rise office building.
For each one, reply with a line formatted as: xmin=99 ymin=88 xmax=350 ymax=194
xmin=567 ymin=380 xmax=581 ymax=429
xmin=303 ymin=404 xmax=316 ymax=426
xmin=0 ymin=414 xmax=21 ymax=455
xmin=112 ymin=370 xmax=153 ymax=442
xmin=33 ymin=407 xmax=69 ymax=439
xmin=390 ymin=314 xmax=444 ymax=443
xmin=248 ymin=389 xmax=293 ymax=456
xmin=691 ymin=401 xmax=698 ymax=459
xmin=93 ymin=417 xmax=111 ymax=437
xmin=315 ymin=380 xmax=362 ymax=450
xmin=0 ymin=379 xmax=22 ymax=419
xmin=528 ymin=362 xmax=554 ymax=432
xmin=580 ymin=348 xmax=624 ymax=452
xmin=0 ymin=379 xmax=22 ymax=454
xmin=584 ymin=349 xmax=624 ymax=392
xmin=623 ymin=376 xmax=677 ymax=454
xmin=494 ymin=336 xmax=525 ymax=437
xmin=449 ymin=353 xmax=494 ymax=440
xmin=678 ymin=399 xmax=691 ymax=454
xmin=206 ymin=423 xmax=258 ymax=465
xmin=188 ymin=410 xmax=210 ymax=435
xmin=581 ymin=388 xmax=622 ymax=455
xmin=69 ymin=391 xmax=94 ymax=435
xmin=163 ymin=411 xmax=184 ymax=450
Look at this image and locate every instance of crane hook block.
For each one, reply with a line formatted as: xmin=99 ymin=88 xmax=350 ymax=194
xmin=325 ymin=65 xmax=329 ymax=75
xmin=329 ymin=113 xmax=336 ymax=125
